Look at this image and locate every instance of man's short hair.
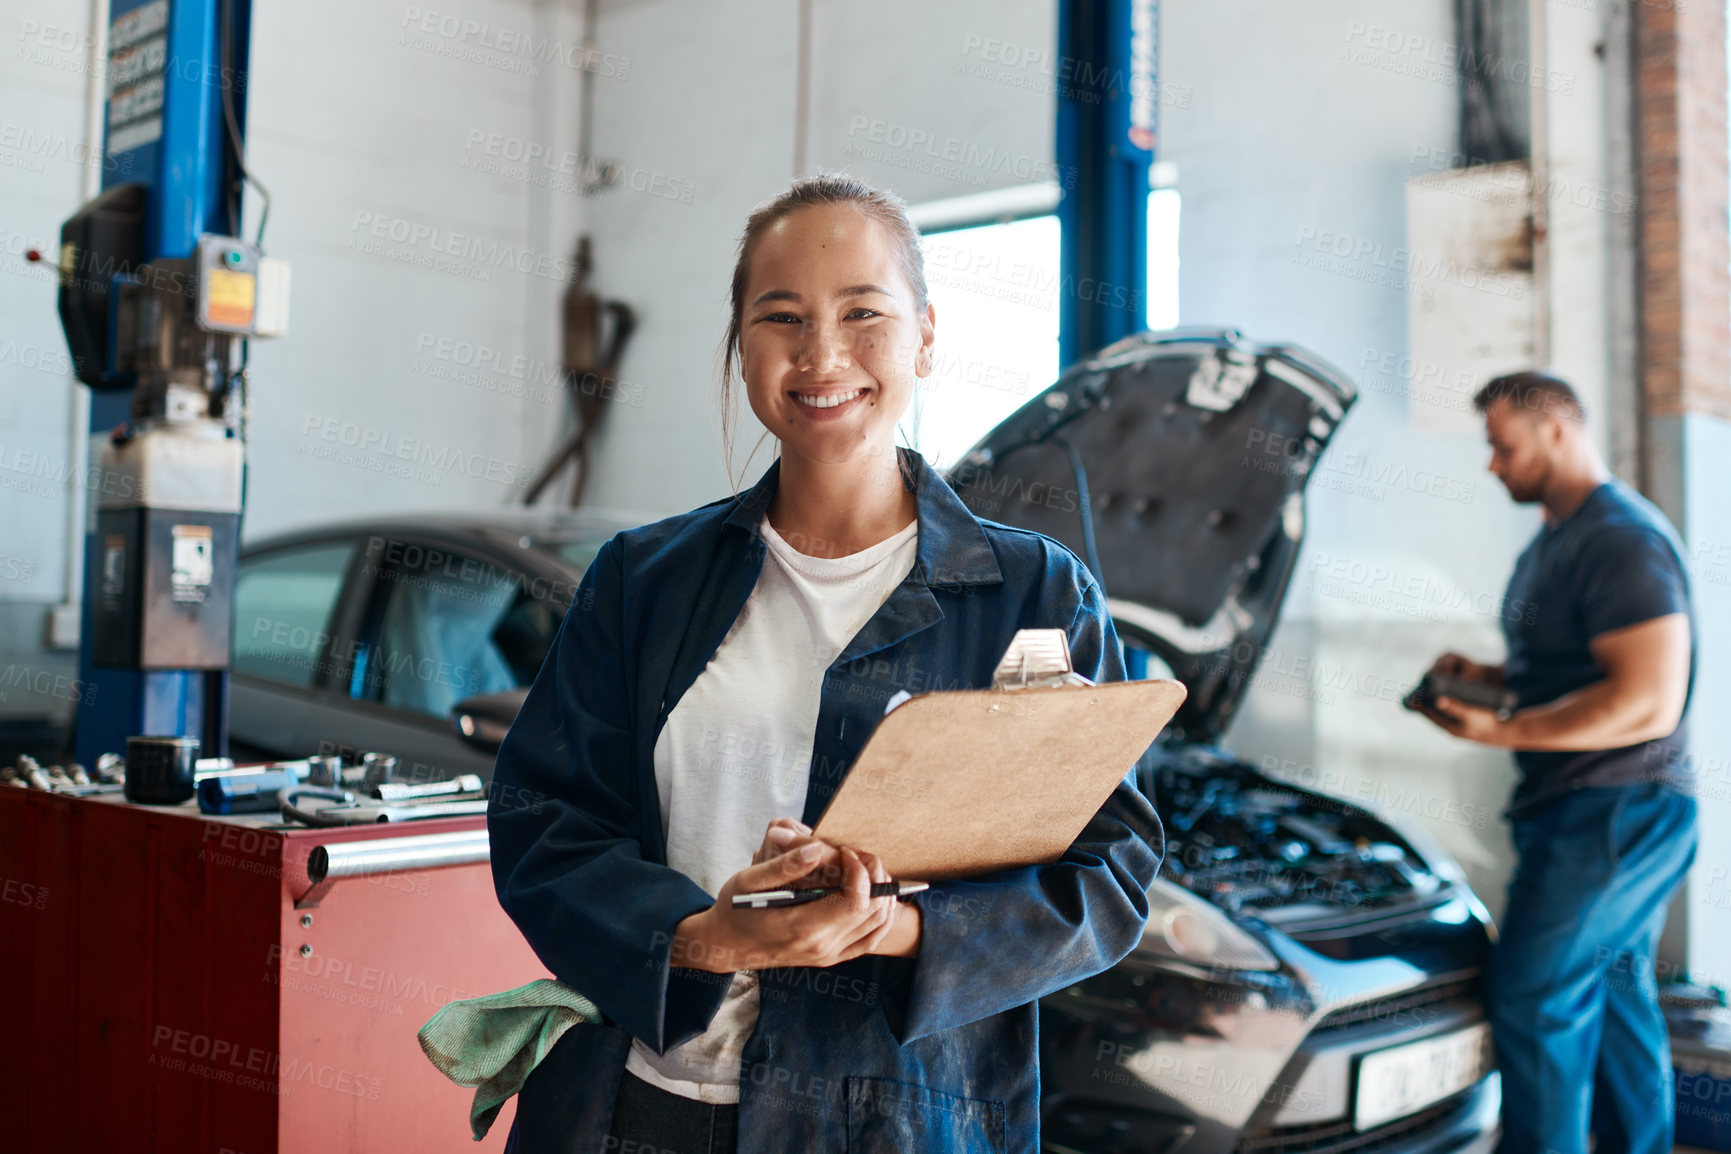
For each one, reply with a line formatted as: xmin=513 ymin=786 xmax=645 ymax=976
xmin=1473 ymin=371 xmax=1586 ymax=422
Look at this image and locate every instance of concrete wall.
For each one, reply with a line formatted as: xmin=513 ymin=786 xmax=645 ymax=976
xmin=0 ymin=0 xmax=589 ymax=725
xmin=239 ymin=0 xmax=587 ymax=537
xmin=579 ymin=0 xmax=1056 ymax=513
xmin=1633 ymin=0 xmax=1731 ymax=981
xmin=1663 ymin=412 xmax=1731 ymax=989
xmin=1 ymin=0 xmax=108 ymax=724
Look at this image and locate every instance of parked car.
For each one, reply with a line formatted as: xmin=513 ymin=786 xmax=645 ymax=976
xmin=230 ymin=329 xmax=1498 ymax=1153
xmin=228 ymin=508 xmax=637 ymax=777
xmin=949 ymin=329 xmax=1497 ymax=1153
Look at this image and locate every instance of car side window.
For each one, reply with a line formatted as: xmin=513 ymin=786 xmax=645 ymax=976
xmin=232 ymin=542 xmax=356 ymax=688
xmin=357 ymin=542 xmax=533 ymax=719
xmin=490 ymin=593 xmax=564 ymax=685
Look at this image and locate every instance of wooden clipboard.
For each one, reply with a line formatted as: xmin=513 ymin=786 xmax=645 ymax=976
xmin=811 ymin=677 xmax=1187 ymax=882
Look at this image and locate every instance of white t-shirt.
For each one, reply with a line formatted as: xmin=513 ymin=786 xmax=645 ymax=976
xmin=624 ymin=514 xmax=920 ymax=1103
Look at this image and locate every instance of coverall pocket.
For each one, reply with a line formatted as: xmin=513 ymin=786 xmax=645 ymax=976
xmin=846 ymin=1076 xmax=1007 ymax=1153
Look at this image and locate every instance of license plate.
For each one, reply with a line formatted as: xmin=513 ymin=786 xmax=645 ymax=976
xmin=1353 ymin=1021 xmax=1494 ymax=1130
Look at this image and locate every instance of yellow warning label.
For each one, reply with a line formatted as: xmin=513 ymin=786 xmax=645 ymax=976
xmin=205 ymin=267 xmax=255 ymax=328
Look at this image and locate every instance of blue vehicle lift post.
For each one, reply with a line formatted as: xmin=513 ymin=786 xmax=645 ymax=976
xmin=66 ymin=0 xmax=259 ymax=765
xmin=1056 ymin=0 xmax=1157 ymax=367
xmin=1055 ymin=0 xmax=1156 ymax=678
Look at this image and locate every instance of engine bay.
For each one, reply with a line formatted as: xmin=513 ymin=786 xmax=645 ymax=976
xmin=1151 ymin=754 xmax=1443 ymax=925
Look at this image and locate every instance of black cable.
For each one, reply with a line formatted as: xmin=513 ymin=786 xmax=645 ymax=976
xmin=1454 ymin=0 xmax=1525 ymax=163
xmin=216 ymin=0 xmax=259 ymax=538
xmin=579 ymin=0 xmax=597 ymax=179
xmin=235 ymin=343 xmax=249 ymax=511
xmin=218 ymin=0 xmax=270 ymax=245
xmin=1052 ymin=435 xmax=1105 ymax=590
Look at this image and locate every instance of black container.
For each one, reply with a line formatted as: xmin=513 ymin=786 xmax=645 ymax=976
xmin=124 ymin=735 xmax=200 ymax=804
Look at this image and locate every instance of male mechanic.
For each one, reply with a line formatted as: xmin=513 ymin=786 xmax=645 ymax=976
xmin=1417 ymin=371 xmax=1697 ymax=1154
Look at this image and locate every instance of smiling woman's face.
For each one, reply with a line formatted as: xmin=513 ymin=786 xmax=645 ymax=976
xmin=738 ymin=203 xmax=935 ymax=468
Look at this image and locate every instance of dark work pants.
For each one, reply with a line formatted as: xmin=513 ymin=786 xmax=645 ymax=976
xmin=1488 ymin=782 xmax=1697 ymax=1154
xmin=605 ymin=1071 xmax=740 ymax=1154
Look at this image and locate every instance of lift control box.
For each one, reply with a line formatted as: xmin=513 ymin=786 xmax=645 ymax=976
xmin=90 ymin=427 xmax=242 ymax=670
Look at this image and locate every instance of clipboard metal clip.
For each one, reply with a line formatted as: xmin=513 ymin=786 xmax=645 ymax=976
xmin=884 ymin=629 xmax=1099 ymax=716
xmin=992 ymin=629 xmax=1096 ymax=691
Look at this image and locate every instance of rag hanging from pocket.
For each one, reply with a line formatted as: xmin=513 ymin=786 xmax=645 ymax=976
xmin=417 ymin=978 xmax=601 ymax=1140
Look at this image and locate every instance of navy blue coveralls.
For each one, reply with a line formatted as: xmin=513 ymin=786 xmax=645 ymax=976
xmin=487 ymin=450 xmax=1165 ymax=1153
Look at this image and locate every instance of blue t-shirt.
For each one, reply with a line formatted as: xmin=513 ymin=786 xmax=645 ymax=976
xmin=1500 ymin=479 xmax=1695 ymax=815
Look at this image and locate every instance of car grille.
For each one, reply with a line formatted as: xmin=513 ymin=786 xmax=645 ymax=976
xmin=1234 ymin=1092 xmax=1473 ymax=1153
xmin=1310 ymin=975 xmax=1481 ymax=1034
xmin=1275 ymin=890 xmax=1458 ymax=939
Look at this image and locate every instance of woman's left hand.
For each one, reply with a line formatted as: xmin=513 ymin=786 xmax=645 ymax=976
xmin=671 ymin=836 xmax=920 ymax=971
xmin=752 ymin=817 xmax=814 ymax=864
xmin=751 ymin=817 xmax=836 ymax=888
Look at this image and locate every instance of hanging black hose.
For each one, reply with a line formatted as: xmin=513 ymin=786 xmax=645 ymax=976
xmin=1052 ymin=434 xmax=1106 ymax=592
xmin=1454 ymin=0 xmax=1528 ymax=164
xmin=219 ymin=0 xmax=271 ymax=245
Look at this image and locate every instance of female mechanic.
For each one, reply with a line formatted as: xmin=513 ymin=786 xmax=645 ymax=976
xmin=488 ymin=173 xmax=1164 ymax=1154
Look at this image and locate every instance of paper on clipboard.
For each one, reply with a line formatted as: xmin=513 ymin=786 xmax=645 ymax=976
xmin=812 ymin=630 xmax=1186 ymax=882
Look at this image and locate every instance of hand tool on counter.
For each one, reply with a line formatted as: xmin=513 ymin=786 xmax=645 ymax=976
xmin=372 ymin=775 xmax=483 ymax=802
xmin=278 ymin=776 xmax=489 ymax=827
xmin=7 ymin=754 xmax=123 ymax=795
xmin=198 ymin=767 xmax=307 ymax=815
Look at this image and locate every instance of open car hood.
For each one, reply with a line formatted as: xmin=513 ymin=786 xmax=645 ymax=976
xmin=945 ymin=329 xmax=1357 ymax=742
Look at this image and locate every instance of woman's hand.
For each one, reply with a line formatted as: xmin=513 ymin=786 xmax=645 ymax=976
xmin=752 ymin=817 xmax=817 ymax=866
xmin=750 ymin=817 xmax=842 ymax=889
xmin=670 ymin=829 xmax=914 ymax=973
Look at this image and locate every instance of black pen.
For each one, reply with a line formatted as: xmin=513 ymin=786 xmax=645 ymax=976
xmin=731 ymin=881 xmax=930 ymax=909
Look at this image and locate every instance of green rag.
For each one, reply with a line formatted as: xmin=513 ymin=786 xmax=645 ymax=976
xmin=417 ymin=978 xmax=602 ymax=1140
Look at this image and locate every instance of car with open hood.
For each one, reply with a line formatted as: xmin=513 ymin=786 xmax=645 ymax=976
xmin=947 ymin=329 xmax=1498 ymax=1153
xmin=227 ymin=328 xmax=1498 ymax=1153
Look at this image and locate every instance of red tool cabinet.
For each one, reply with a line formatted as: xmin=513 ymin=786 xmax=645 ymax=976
xmin=0 ymin=788 xmax=552 ymax=1153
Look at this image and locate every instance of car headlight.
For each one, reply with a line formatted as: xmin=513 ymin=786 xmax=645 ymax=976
xmin=1135 ymin=877 xmax=1280 ymax=970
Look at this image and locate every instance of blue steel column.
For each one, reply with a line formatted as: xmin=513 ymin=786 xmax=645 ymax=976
xmin=73 ymin=0 xmax=249 ymax=765
xmin=1056 ymin=0 xmax=1156 ymax=368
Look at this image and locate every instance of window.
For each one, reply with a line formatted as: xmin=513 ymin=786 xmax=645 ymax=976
xmin=356 ymin=545 xmax=546 ymax=719
xmin=232 ymin=542 xmax=355 ymax=688
xmin=902 ymin=188 xmax=1180 ymax=469
xmin=903 ymin=215 xmax=1063 ymax=469
xmin=489 ymin=594 xmax=564 ymax=684
xmin=1148 ymin=187 xmax=1181 ymax=331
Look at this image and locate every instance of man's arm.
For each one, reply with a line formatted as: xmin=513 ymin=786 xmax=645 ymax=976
xmin=1431 ymin=614 xmax=1690 ymax=750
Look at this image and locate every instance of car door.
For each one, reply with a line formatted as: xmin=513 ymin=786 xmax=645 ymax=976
xmin=229 ymin=536 xmax=372 ymax=762
xmin=331 ymin=533 xmax=564 ymax=783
